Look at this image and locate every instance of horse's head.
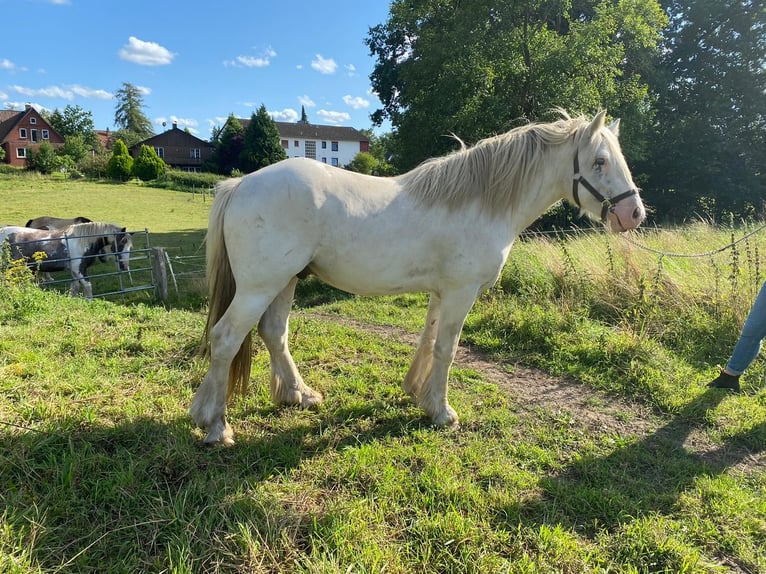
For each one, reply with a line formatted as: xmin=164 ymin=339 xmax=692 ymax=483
xmin=109 ymin=227 xmax=133 ymax=271
xmin=571 ymin=111 xmax=646 ymax=232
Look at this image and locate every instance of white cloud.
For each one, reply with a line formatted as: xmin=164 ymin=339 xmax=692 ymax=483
xmin=0 ymin=91 xmax=8 ymax=101
xmin=270 ymin=108 xmax=299 ymax=122
xmin=10 ymin=83 xmax=115 ymax=101
xmin=311 ymin=54 xmax=337 ymax=75
xmin=155 ymin=116 xmax=200 ymax=135
xmin=1 ymin=58 xmax=17 ymax=71
xmin=298 ymin=95 xmax=315 ymax=107
xmin=342 ymin=95 xmax=369 ymax=110
xmin=345 ymin=64 xmax=356 ymax=76
xmin=119 ymin=36 xmax=175 ymax=66
xmin=316 ymin=109 xmax=350 ymax=124
xmin=226 ymin=48 xmax=276 ymax=68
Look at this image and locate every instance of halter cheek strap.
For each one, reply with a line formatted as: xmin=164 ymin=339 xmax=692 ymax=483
xmin=572 ymin=152 xmax=639 ymax=223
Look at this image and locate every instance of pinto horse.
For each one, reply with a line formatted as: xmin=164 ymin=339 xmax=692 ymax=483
xmin=0 ymin=222 xmax=133 ymax=298
xmin=191 ymin=111 xmax=646 ymax=445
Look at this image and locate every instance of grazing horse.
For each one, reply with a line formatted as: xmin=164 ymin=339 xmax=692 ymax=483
xmin=0 ymin=222 xmax=133 ymax=298
xmin=25 ymin=215 xmax=92 ymax=230
xmin=191 ymin=111 xmax=646 ymax=445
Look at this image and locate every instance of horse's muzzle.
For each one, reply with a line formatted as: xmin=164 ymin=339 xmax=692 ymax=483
xmin=607 ymin=196 xmax=645 ymax=232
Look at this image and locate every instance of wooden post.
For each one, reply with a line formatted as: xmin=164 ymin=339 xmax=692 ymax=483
xmin=152 ymin=246 xmax=169 ymax=304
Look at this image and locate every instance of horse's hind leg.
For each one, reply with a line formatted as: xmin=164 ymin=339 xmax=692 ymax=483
xmin=191 ymin=292 xmax=273 ymax=445
xmin=258 ymin=277 xmax=323 ymax=408
xmin=403 ymin=293 xmax=441 ymax=400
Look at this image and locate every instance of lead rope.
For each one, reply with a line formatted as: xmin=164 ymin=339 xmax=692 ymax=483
xmin=621 ymin=221 xmax=766 ymax=258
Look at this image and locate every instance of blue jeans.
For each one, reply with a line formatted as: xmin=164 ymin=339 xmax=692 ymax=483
xmin=727 ymin=280 xmax=766 ymax=375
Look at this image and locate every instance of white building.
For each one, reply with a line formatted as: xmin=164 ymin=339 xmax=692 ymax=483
xmin=236 ymin=117 xmax=370 ymax=167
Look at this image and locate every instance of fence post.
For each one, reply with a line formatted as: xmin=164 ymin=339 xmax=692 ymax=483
xmin=152 ymin=246 xmax=169 ymax=304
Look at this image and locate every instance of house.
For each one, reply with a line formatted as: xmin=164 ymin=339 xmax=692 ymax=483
xmin=0 ymin=105 xmax=65 ymax=167
xmin=130 ymin=122 xmax=215 ymax=172
xmin=234 ymin=117 xmax=370 ymax=168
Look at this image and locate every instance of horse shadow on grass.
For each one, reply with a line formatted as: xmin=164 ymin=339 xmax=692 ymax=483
xmin=500 ymin=387 xmax=766 ymax=564
xmin=0 ymin=404 xmax=416 ymax=571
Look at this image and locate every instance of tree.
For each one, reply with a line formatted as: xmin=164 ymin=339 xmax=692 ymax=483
xmin=44 ymin=105 xmax=98 ymax=149
xmin=114 ymin=82 xmax=154 ymax=147
xmin=133 ymin=145 xmax=167 ymax=181
xmin=639 ymin=0 xmax=766 ymax=222
xmin=26 ymin=142 xmax=57 ymax=174
xmin=239 ymin=105 xmax=288 ymax=173
xmin=106 ymin=140 xmax=134 ymax=181
xmin=367 ymin=0 xmax=666 ymax=171
xmin=345 ymin=152 xmax=379 ymax=174
xmin=210 ymin=114 xmax=245 ymax=175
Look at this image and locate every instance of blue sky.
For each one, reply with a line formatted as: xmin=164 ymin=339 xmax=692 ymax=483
xmin=0 ymin=0 xmax=393 ymax=139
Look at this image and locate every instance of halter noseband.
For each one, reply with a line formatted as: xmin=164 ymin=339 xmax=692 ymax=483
xmin=572 ymin=152 xmax=639 ymax=223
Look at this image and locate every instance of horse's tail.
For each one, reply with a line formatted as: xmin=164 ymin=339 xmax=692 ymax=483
xmin=199 ymin=177 xmax=251 ymax=399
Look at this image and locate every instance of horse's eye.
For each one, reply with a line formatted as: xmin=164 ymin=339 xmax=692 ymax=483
xmin=594 ymin=157 xmax=606 ymax=167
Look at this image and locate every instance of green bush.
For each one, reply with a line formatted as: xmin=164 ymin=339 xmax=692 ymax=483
xmin=132 ymin=145 xmax=166 ymax=181
xmin=106 ymin=140 xmax=133 ymax=181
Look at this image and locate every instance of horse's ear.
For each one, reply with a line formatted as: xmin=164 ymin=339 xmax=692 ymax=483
xmin=585 ymin=110 xmax=607 ymax=139
xmin=608 ymin=118 xmax=620 ymax=137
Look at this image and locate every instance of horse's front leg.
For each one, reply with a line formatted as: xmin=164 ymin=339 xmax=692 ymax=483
xmin=413 ymin=288 xmax=478 ymax=428
xmin=70 ymin=263 xmax=92 ymax=298
xmin=403 ymin=293 xmax=441 ymax=400
xmin=257 ymin=277 xmax=323 ymax=408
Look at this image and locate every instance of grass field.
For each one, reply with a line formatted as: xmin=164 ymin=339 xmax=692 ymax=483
xmin=1 ymin=175 xmax=765 ymax=573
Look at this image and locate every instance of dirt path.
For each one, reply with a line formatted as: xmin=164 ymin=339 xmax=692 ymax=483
xmin=300 ymin=311 xmax=765 ymax=475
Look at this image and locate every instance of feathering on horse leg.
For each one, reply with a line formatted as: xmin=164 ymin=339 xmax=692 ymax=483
xmin=191 ymin=292 xmax=271 ymax=445
xmin=257 ymin=277 xmax=323 ymax=408
xmin=403 ymin=294 xmax=441 ymax=400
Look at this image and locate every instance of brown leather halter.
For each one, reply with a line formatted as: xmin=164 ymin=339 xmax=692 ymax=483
xmin=571 ymin=152 xmax=640 ymax=223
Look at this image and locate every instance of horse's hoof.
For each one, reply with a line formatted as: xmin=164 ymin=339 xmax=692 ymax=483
xmin=431 ymin=406 xmax=460 ymax=428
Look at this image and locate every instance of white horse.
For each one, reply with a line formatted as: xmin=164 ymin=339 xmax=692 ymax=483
xmin=0 ymin=222 xmax=133 ymax=298
xmin=191 ymin=111 xmax=646 ymax=445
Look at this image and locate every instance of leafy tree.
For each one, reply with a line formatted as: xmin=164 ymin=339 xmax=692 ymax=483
xmin=106 ymin=139 xmax=134 ymax=181
xmin=59 ymin=135 xmax=89 ymax=165
xmin=366 ymin=0 xmax=666 ymax=171
xmin=210 ymin=114 xmax=245 ymax=174
xmin=364 ymin=130 xmax=398 ymax=176
xmin=44 ymin=105 xmax=98 ymax=149
xmin=26 ymin=142 xmax=57 ymax=174
xmin=640 ymin=0 xmax=766 ymax=222
xmin=133 ymin=145 xmax=167 ymax=181
xmin=238 ymin=105 xmax=288 ymax=173
xmin=345 ymin=152 xmax=379 ymax=174
xmin=114 ymin=82 xmax=154 ymax=147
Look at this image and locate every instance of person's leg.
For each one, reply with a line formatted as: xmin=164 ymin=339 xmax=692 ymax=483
xmin=710 ymin=281 xmax=766 ymax=390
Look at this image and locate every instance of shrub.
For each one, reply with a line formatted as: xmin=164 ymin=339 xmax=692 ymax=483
xmin=106 ymin=140 xmax=134 ymax=181
xmin=132 ymin=145 xmax=167 ymax=181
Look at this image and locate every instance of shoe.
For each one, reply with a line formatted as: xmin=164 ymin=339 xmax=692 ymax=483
xmin=707 ymin=371 xmax=740 ymax=391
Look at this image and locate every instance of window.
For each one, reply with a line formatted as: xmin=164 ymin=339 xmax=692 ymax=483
xmin=321 ymin=157 xmax=327 ymax=163
xmin=42 ymin=130 xmax=49 ymax=140
xmin=294 ymin=140 xmax=300 ymax=147
xmin=304 ymin=140 xmax=316 ymax=160
xmin=16 ymin=147 xmax=26 ymax=159
xmin=155 ymin=147 xmax=164 ymax=158
xmin=281 ymin=139 xmax=288 ymax=149
xmin=29 ymin=117 xmax=36 ymax=125
xmin=331 ymin=141 xmax=339 ymax=151
xmin=19 ymin=128 xmax=27 ymax=139
xmin=322 ymin=141 xmax=327 ymax=149
xmin=190 ymin=148 xmax=201 ymax=159
xmin=31 ymin=129 xmax=38 ymax=143
xmin=331 ymin=157 xmax=339 ymax=167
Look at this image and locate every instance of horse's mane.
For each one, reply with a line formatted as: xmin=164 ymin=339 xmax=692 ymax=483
xmin=61 ymin=222 xmax=123 ymax=249
xmin=398 ymin=112 xmax=592 ymax=215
